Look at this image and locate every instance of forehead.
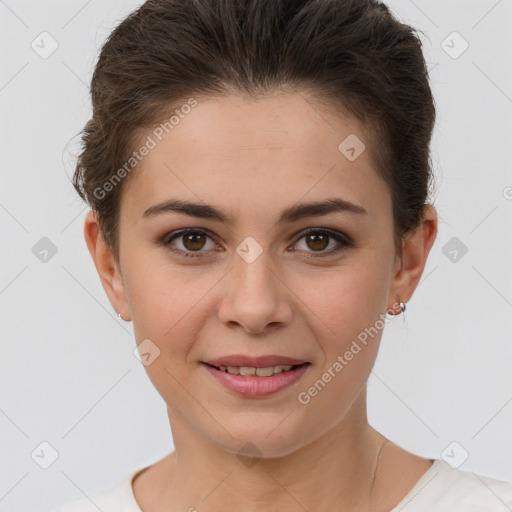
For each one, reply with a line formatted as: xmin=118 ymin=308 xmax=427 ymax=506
xmin=121 ymin=92 xmax=390 ymax=225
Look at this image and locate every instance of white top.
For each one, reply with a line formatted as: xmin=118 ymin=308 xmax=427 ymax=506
xmin=50 ymin=458 xmax=512 ymax=511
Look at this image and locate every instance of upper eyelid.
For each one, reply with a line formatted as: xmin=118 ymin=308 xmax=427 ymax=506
xmin=167 ymin=227 xmax=219 ymax=245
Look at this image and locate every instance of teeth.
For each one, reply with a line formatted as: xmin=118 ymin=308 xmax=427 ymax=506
xmin=218 ymin=364 xmax=294 ymax=376
xmin=239 ymin=366 xmax=255 ymax=376
xmin=256 ymin=366 xmax=276 ymax=377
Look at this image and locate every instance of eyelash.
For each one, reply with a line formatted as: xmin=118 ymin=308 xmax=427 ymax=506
xmin=159 ymin=227 xmax=354 ymax=259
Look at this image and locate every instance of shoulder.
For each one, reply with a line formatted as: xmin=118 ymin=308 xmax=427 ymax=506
xmin=396 ymin=458 xmax=512 ymax=511
xmin=48 ymin=467 xmax=145 ymax=512
xmin=446 ymin=463 xmax=512 ymax=510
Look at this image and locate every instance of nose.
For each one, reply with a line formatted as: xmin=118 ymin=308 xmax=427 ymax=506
xmin=217 ymin=250 xmax=293 ymax=335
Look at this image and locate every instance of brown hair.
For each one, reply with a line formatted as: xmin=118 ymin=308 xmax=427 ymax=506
xmin=72 ymin=0 xmax=436 ymax=264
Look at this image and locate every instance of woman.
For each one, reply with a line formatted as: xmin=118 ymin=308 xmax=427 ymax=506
xmin=52 ymin=0 xmax=512 ymax=510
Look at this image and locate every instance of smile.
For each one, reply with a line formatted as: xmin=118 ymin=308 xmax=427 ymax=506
xmin=201 ymin=362 xmax=310 ymax=398
xmin=209 ymin=363 xmax=296 ymax=376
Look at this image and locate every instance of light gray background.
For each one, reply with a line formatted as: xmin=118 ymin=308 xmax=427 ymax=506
xmin=1 ymin=1 xmax=511 ymax=511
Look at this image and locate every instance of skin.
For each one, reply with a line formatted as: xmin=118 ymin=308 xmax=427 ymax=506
xmin=84 ymin=91 xmax=438 ymax=511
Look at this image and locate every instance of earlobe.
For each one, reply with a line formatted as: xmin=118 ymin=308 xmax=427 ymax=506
xmin=388 ymin=205 xmax=438 ymax=310
xmin=83 ymin=209 xmax=131 ymax=321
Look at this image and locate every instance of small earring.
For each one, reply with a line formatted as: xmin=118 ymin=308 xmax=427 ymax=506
xmin=118 ymin=312 xmax=124 ymax=321
xmin=386 ymin=300 xmax=406 ymax=317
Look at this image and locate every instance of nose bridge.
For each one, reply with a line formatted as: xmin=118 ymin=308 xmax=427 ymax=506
xmin=218 ymin=239 xmax=291 ymax=333
xmin=232 ymin=240 xmax=279 ymax=302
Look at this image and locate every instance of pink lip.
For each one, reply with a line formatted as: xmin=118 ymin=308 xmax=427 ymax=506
xmin=203 ymin=354 xmax=308 ymax=367
xmin=202 ymin=362 xmax=310 ymax=398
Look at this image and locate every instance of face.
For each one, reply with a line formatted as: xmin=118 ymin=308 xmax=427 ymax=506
xmin=87 ymin=91 xmax=432 ymax=458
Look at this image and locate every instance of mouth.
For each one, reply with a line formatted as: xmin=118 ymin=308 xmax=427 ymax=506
xmin=202 ymin=361 xmax=310 ymax=377
xmin=200 ymin=361 xmax=311 ymax=397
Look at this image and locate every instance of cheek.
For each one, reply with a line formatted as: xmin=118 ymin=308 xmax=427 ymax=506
xmin=126 ymin=267 xmax=206 ymax=401
xmin=125 ymin=255 xmax=209 ymax=335
xmin=126 ymin=264 xmax=226 ymax=392
xmin=294 ymin=267 xmax=387 ymax=422
xmin=295 ymin=260 xmax=389 ymax=342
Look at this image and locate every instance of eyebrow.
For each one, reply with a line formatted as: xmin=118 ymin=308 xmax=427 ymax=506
xmin=142 ymin=197 xmax=368 ymax=224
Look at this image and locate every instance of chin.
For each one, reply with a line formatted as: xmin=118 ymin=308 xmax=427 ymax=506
xmin=210 ymin=420 xmax=307 ymax=461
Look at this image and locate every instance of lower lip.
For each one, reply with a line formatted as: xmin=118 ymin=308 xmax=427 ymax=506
xmin=202 ymin=363 xmax=310 ymax=398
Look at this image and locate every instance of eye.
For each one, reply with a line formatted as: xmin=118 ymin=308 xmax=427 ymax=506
xmin=159 ymin=227 xmax=354 ymax=259
xmin=290 ymin=228 xmax=353 ymax=257
xmin=160 ymin=228 xmax=219 ymax=258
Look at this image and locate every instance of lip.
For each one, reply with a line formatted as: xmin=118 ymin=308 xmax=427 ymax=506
xmin=203 ymin=354 xmax=309 ymax=368
xmin=201 ymin=362 xmax=311 ymax=398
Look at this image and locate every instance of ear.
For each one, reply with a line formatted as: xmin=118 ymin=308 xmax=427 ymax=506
xmin=83 ymin=209 xmax=131 ymax=321
xmin=387 ymin=205 xmax=438 ymax=314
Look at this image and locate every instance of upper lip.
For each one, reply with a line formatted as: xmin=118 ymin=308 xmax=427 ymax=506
xmin=203 ymin=355 xmax=309 ymax=368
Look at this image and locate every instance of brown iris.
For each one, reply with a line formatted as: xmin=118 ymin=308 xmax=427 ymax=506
xmin=305 ymin=232 xmax=329 ymax=251
xmin=182 ymin=232 xmax=207 ymax=251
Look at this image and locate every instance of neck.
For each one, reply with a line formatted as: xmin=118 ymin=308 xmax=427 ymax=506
xmin=145 ymin=389 xmax=387 ymax=511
